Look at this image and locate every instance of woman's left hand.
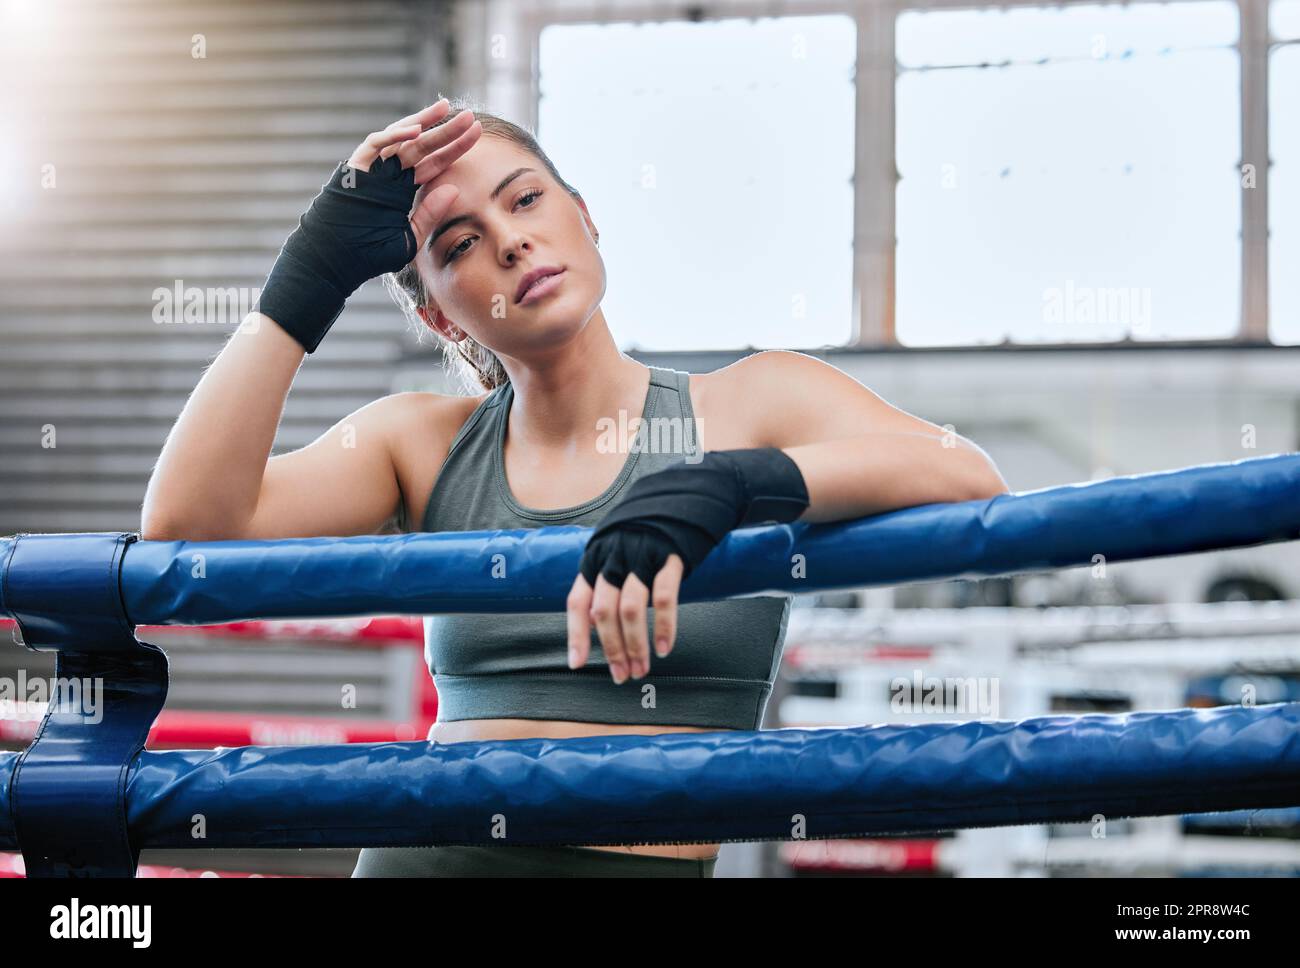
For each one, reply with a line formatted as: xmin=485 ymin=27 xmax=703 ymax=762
xmin=564 ymin=446 xmax=811 ymax=685
xmin=566 ymin=550 xmax=684 ymax=684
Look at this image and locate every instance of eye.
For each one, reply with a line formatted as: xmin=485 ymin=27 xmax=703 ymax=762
xmin=444 ymin=188 xmax=544 ymax=264
xmin=445 ymin=236 xmax=473 ymax=262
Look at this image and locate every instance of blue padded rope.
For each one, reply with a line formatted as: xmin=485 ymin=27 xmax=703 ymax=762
xmin=0 ymin=702 xmax=1297 ymax=850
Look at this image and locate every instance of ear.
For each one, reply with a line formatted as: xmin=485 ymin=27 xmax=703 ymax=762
xmin=416 ymin=303 xmax=464 ymax=342
xmin=574 ymin=195 xmax=599 ymax=245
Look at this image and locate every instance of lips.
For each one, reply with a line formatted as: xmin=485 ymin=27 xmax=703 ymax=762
xmin=515 ymin=266 xmax=565 ymax=304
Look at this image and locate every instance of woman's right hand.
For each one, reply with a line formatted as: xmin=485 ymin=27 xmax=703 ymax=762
xmin=256 ymin=99 xmax=482 ymax=354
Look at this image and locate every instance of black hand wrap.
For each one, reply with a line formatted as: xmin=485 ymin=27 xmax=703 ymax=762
xmin=256 ymin=154 xmax=420 ymax=353
xmin=579 ymin=447 xmax=810 ymax=590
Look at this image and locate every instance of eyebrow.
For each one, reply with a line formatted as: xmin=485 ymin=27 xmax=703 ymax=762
xmin=428 ymin=167 xmax=538 ymax=251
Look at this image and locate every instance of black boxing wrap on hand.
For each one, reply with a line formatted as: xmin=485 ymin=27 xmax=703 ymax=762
xmin=256 ymin=154 xmax=420 ymax=353
xmin=578 ymin=447 xmax=810 ymax=590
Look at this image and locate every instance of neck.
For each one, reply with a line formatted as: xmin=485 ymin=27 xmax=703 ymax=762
xmin=497 ymin=309 xmax=651 ymax=453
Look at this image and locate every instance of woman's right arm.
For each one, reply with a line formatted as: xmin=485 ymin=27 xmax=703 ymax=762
xmin=139 ymin=314 xmax=405 ymax=541
xmin=139 ymin=99 xmax=482 ymax=541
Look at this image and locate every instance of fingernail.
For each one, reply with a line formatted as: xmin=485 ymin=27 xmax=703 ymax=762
xmin=567 ymin=647 xmax=577 ymax=668
xmin=611 ymin=663 xmax=627 ymax=684
xmin=655 ymin=638 xmax=668 ymax=657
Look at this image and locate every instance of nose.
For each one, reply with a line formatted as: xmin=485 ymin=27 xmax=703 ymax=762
xmin=502 ymin=235 xmax=532 ymax=263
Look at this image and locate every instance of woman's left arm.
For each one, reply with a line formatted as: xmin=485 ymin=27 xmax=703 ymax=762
xmin=718 ymin=350 xmax=1010 ymax=522
xmin=568 ymin=351 xmax=1009 ymax=684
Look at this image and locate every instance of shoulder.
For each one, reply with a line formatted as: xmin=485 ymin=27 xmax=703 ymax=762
xmin=687 ymin=351 xmax=838 ymax=447
xmin=689 ymin=351 xmax=938 ymax=449
xmin=363 ymin=389 xmax=492 ymax=458
xmin=364 ymin=390 xmax=494 ymax=532
xmin=693 ymin=350 xmax=831 ymax=396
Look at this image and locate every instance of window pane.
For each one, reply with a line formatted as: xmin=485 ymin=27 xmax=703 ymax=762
xmin=1273 ymin=0 xmax=1300 ymax=40
xmin=537 ymin=16 xmax=856 ymax=351
xmin=896 ymin=3 xmax=1240 ymax=346
xmin=1271 ymin=44 xmax=1300 ymax=343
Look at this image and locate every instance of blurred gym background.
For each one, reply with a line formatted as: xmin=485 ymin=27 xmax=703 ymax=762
xmin=1 ymin=0 xmax=1298 ymax=876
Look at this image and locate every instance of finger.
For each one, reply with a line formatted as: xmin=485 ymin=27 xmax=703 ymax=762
xmin=589 ymin=575 xmax=630 ymax=684
xmin=392 ymin=109 xmax=477 ymax=169
xmin=377 ymin=99 xmax=453 ymax=160
xmin=385 ymin=107 xmax=474 ymax=167
xmin=409 ymin=182 xmax=461 ymax=248
xmin=616 ymin=573 xmax=652 ymax=680
xmin=389 ymin=98 xmax=451 ymax=132
xmin=348 ymin=125 xmax=422 ymax=172
xmin=650 ymin=555 xmax=684 ymax=658
xmin=411 ymin=118 xmax=483 ymax=184
xmin=566 ymin=574 xmax=594 ymax=669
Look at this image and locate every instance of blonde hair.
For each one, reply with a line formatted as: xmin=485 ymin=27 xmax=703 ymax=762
xmin=383 ymin=98 xmax=585 ymax=395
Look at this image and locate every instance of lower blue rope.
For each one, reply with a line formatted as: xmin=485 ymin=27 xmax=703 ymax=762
xmin=1 ymin=702 xmax=1296 ymax=849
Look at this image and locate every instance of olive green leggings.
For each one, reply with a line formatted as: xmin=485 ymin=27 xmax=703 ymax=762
xmin=351 ymin=844 xmax=717 ymax=878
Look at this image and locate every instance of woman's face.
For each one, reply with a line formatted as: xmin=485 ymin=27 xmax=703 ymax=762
xmin=413 ymin=134 xmax=604 ymax=359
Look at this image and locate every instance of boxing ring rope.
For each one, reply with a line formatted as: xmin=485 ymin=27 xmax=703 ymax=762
xmin=1 ymin=453 xmax=1299 ymax=876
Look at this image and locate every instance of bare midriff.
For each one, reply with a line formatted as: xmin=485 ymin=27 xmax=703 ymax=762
xmin=427 ymin=718 xmax=727 ymax=860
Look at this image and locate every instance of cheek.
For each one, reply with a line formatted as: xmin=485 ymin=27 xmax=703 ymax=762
xmin=436 ymin=268 xmax=496 ymax=317
xmin=579 ymin=250 xmax=607 ymax=300
xmin=464 ymin=281 xmax=519 ymax=327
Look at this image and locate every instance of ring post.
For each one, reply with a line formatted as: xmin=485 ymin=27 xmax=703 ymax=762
xmin=2 ymin=532 xmax=168 ymax=877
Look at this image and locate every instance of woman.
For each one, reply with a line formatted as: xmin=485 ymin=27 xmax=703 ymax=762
xmin=140 ymin=98 xmax=1009 ymax=877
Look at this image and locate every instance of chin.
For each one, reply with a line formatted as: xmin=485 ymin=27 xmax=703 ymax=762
xmin=525 ymin=309 xmax=590 ymax=348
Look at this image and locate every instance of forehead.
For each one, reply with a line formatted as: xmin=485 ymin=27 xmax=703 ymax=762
xmin=428 ymin=133 xmax=534 ymax=192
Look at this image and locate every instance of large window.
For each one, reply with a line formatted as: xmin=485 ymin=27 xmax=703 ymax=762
xmin=895 ymin=2 xmax=1241 ymax=346
xmin=537 ymin=16 xmax=856 ymax=352
xmin=529 ymin=1 xmax=1291 ymax=349
xmin=1271 ymin=0 xmax=1300 ymax=344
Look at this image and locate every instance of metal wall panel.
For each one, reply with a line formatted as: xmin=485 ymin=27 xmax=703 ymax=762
xmin=0 ymin=0 xmax=449 ymax=536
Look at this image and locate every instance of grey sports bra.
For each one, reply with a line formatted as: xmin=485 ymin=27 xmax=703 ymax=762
xmin=417 ymin=365 xmax=791 ymax=730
